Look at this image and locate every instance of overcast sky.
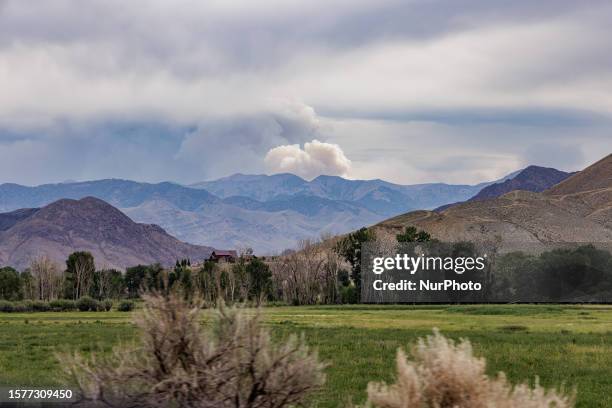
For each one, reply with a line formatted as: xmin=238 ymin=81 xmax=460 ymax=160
xmin=1 ymin=0 xmax=611 ymax=186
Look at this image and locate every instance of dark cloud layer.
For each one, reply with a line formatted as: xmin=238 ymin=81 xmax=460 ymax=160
xmin=1 ymin=1 xmax=608 ymax=76
xmin=0 ymin=1 xmax=611 ymax=184
xmin=0 ymin=103 xmax=325 ymax=185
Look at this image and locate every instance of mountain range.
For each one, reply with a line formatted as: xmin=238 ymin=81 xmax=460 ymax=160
xmin=375 ymin=154 xmax=612 ymax=249
xmin=0 ymin=163 xmax=577 ymax=258
xmin=0 ymin=197 xmax=213 ymax=270
xmin=190 ymin=173 xmax=499 ymax=213
xmin=0 ymin=172 xmax=518 ymax=254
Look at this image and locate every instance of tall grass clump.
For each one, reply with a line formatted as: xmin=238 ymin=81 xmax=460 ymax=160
xmin=364 ymin=329 xmax=574 ymax=408
xmin=59 ymin=291 xmax=326 ymax=407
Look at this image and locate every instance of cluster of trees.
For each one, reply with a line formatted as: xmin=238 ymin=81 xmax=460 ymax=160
xmin=6 ymin=226 xmax=605 ymax=306
xmin=491 ymin=245 xmax=612 ymax=302
xmin=0 ymin=225 xmax=428 ymax=306
xmin=270 ymin=239 xmax=346 ymax=305
xmin=0 ymin=253 xmax=126 ymax=302
xmin=329 ymin=226 xmax=433 ymax=303
xmin=0 ymin=251 xmax=275 ymax=306
xmin=267 ymin=226 xmax=434 ymax=305
xmin=323 ymin=227 xmax=612 ymax=304
xmin=0 ymin=239 xmax=354 ymax=306
xmin=123 ymin=256 xmax=273 ymax=305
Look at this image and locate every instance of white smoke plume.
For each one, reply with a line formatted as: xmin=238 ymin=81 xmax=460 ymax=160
xmin=264 ymin=139 xmax=351 ymax=180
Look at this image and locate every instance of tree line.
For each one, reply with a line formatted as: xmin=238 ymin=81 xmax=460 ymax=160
xmin=0 ymin=252 xmax=275 ymax=305
xmin=0 ymin=227 xmax=429 ymax=306
xmin=490 ymin=244 xmax=612 ymax=302
xmin=4 ymin=225 xmax=602 ymax=306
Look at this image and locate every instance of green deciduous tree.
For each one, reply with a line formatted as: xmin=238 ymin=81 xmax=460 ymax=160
xmin=125 ymin=265 xmax=148 ymax=298
xmin=0 ymin=267 xmax=21 ymax=300
xmin=65 ymin=252 xmax=95 ymax=299
xmin=246 ymin=258 xmax=272 ymax=305
xmin=90 ymin=269 xmax=125 ymax=299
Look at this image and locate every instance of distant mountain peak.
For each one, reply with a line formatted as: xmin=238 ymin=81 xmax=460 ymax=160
xmin=311 ymin=174 xmax=343 ymax=181
xmin=219 ymin=172 xmax=306 ymax=182
xmin=466 ymin=165 xmax=572 ymax=202
xmin=0 ymin=197 xmax=213 ymax=270
xmin=432 ymin=165 xmax=572 ymax=212
xmin=517 ymin=165 xmax=567 ymax=177
xmin=35 ymin=196 xmax=136 ymax=226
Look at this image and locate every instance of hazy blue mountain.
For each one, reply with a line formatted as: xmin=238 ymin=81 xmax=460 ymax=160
xmin=254 ymin=194 xmax=364 ymax=216
xmin=221 ymin=195 xmax=264 ymax=211
xmin=0 ymin=179 xmax=219 ymax=212
xmin=191 ymin=173 xmax=308 ymax=201
xmin=223 ymin=192 xmax=368 ymax=216
xmin=190 ymin=174 xmax=489 ymax=210
xmin=122 ymin=197 xmax=382 ymax=254
xmin=192 ymin=173 xmax=497 ymax=215
xmin=0 ymin=172 xmax=520 ymax=253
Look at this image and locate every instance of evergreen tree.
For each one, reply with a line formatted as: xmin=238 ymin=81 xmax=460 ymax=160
xmin=396 ymin=226 xmax=431 ymax=243
xmin=335 ymin=227 xmax=376 ymax=298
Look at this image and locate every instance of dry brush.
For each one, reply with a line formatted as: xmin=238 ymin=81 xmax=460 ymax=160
xmin=364 ymin=329 xmax=574 ymax=408
xmin=59 ymin=291 xmax=326 ymax=407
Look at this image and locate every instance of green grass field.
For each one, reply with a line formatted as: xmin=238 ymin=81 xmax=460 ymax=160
xmin=1 ymin=304 xmax=612 ymax=407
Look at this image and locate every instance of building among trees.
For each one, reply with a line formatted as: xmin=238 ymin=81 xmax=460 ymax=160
xmin=208 ymin=250 xmax=238 ymax=263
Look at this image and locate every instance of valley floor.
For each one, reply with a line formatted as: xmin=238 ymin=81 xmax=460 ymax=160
xmin=1 ymin=305 xmax=612 ymax=407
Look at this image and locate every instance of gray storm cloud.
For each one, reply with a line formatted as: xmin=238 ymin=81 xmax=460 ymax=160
xmin=174 ymin=101 xmax=326 ymax=181
xmin=1 ymin=0 xmax=612 ymax=184
xmin=264 ymin=140 xmax=351 ymax=180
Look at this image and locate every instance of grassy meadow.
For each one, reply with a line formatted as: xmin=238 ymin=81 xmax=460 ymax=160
xmin=1 ymin=304 xmax=612 ymax=407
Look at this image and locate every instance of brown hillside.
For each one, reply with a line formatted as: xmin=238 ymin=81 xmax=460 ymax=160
xmin=374 ymin=154 xmax=612 ymax=248
xmin=546 ymin=154 xmax=612 ymax=195
xmin=0 ymin=197 xmax=213 ymax=270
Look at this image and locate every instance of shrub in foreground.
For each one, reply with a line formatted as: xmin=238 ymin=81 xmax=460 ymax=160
xmin=117 ymin=300 xmax=134 ymax=312
xmin=13 ymin=301 xmax=33 ymax=312
xmin=364 ymin=329 xmax=574 ymax=408
xmin=76 ymin=296 xmax=98 ymax=312
xmin=0 ymin=300 xmax=14 ymax=313
xmin=59 ymin=291 xmax=326 ymax=407
xmin=340 ymin=285 xmax=359 ymax=304
xmin=49 ymin=299 xmax=76 ymax=311
xmin=32 ymin=300 xmax=51 ymax=312
xmin=0 ymin=300 xmax=33 ymax=312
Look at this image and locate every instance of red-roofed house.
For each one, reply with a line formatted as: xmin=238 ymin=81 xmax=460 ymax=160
xmin=208 ymin=250 xmax=238 ymax=263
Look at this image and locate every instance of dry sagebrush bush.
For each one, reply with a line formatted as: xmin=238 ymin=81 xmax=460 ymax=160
xmin=59 ymin=291 xmax=326 ymax=407
xmin=365 ymin=330 xmax=574 ymax=408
